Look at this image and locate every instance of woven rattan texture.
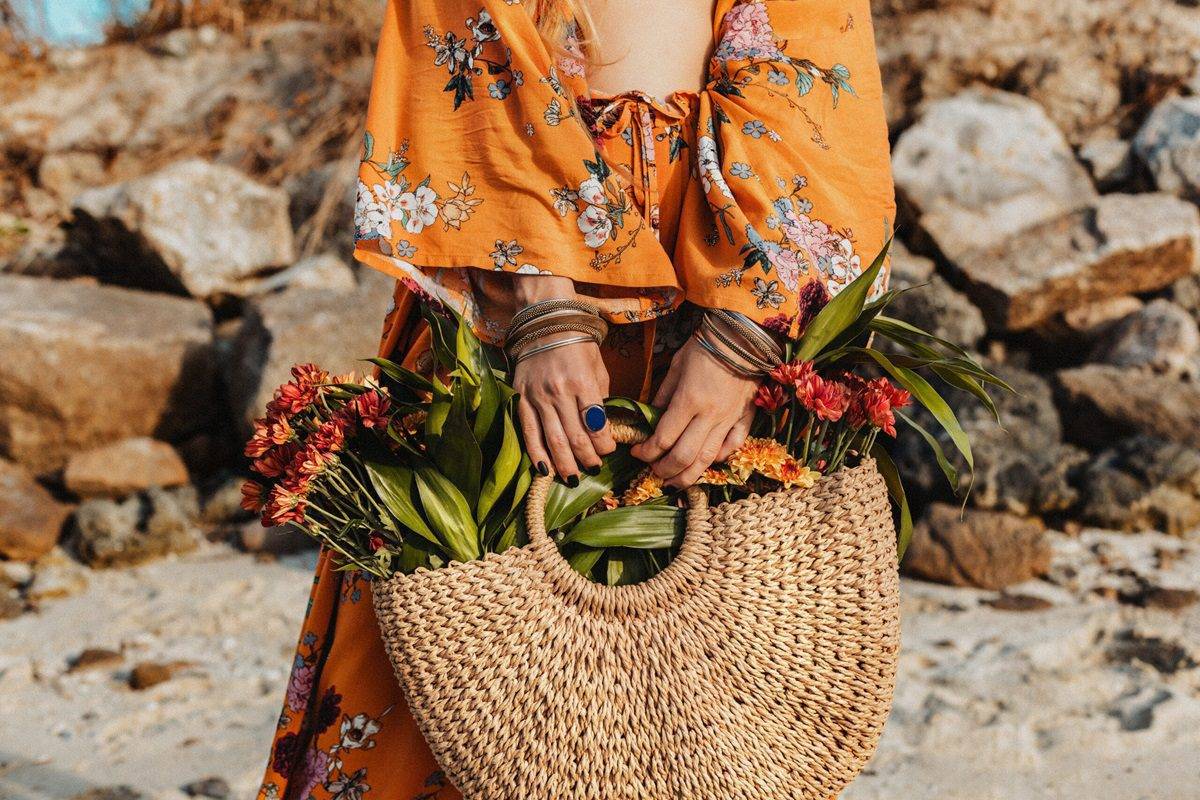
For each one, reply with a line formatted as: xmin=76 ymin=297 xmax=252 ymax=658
xmin=372 ymin=458 xmax=899 ymax=799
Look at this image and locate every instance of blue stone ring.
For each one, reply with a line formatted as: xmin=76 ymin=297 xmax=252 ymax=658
xmin=582 ymin=404 xmax=608 ymax=433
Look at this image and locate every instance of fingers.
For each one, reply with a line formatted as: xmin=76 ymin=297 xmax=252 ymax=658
xmin=651 ymin=358 xmax=681 ymax=408
xmin=538 ymin=405 xmax=580 ymax=483
xmin=576 ymin=396 xmax=617 ymax=459
xmin=517 ymin=396 xmax=551 ymax=476
xmin=655 ymin=419 xmax=722 ymax=488
xmin=630 ymin=399 xmax=693 ymax=464
xmin=555 ymin=397 xmax=603 ymax=475
xmin=716 ymin=403 xmax=755 ymax=462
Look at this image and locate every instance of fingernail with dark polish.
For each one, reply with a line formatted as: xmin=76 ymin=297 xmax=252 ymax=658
xmin=585 ymin=465 xmax=602 ymax=476
xmin=567 ymin=474 xmax=580 ymax=488
xmin=534 ymin=461 xmax=549 ymax=476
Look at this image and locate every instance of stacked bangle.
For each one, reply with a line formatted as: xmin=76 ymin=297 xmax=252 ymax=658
xmin=693 ymin=309 xmax=784 ymax=378
xmin=504 ymin=299 xmax=608 ymax=364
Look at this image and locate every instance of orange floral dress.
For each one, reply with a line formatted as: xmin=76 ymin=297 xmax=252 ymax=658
xmin=258 ymin=2 xmax=894 ymax=799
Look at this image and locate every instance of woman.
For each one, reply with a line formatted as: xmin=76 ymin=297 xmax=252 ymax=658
xmin=258 ymin=1 xmax=894 ymax=797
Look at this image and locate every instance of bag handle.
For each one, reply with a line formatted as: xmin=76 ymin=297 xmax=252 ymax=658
xmin=524 ymin=419 xmax=710 ymax=549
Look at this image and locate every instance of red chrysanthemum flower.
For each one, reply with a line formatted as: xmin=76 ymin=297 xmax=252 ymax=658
xmin=295 ymin=444 xmax=337 ymax=477
xmin=266 ymin=413 xmax=295 ymax=445
xmin=244 ymin=418 xmax=273 ymax=458
xmin=368 ymin=531 xmax=387 ymax=552
xmin=753 ymin=384 xmax=787 ymax=413
xmin=310 ymin=417 xmax=348 ymax=454
xmin=769 ymin=359 xmax=814 ymax=390
xmin=252 ymin=443 xmax=301 ymax=479
xmin=268 ymin=380 xmax=318 ymax=417
xmin=799 ymin=375 xmax=850 ymax=422
xmin=351 ymin=390 xmax=392 ymax=430
xmin=265 ymin=484 xmax=307 ymax=525
xmin=240 ymin=480 xmax=266 ymax=513
xmin=291 ymin=363 xmax=329 ymax=388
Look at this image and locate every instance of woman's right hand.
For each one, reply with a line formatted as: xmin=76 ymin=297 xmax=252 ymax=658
xmin=510 ymin=276 xmax=616 ymax=484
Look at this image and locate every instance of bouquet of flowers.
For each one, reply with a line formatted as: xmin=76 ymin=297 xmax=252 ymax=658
xmin=242 ymin=244 xmax=1006 ymax=583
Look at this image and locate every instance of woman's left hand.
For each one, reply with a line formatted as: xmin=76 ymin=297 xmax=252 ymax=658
xmin=629 ymin=335 xmax=758 ymax=488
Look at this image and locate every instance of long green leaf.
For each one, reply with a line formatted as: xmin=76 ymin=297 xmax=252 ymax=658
xmin=896 ymin=409 xmax=959 ymax=492
xmin=561 ymin=505 xmax=685 ymax=548
xmin=870 ymin=443 xmax=913 ymax=559
xmin=543 ymin=446 xmax=642 ymax=531
xmin=605 ymin=397 xmax=663 ymax=428
xmin=413 ymin=463 xmax=481 ymax=562
xmin=431 ymin=387 xmax=482 ymax=506
xmin=566 ymin=546 xmax=604 ymax=577
xmin=365 ymin=358 xmax=432 ymax=394
xmin=795 ymin=237 xmax=891 ymax=361
xmin=363 ymin=461 xmax=438 ymax=546
xmin=477 ymin=407 xmax=522 ymax=521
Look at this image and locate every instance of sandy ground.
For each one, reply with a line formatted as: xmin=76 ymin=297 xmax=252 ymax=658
xmin=0 ymin=531 xmax=1197 ymax=800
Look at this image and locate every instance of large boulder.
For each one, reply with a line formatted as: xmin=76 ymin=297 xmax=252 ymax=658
xmin=0 ymin=460 xmax=72 ymax=561
xmin=902 ymin=503 xmax=1051 ymax=589
xmin=63 ymin=437 xmax=190 ymax=499
xmin=885 ymin=274 xmax=987 ymax=350
xmin=0 ymin=275 xmax=216 ymax=475
xmin=72 ymin=486 xmax=202 ymax=568
xmin=891 ymin=88 xmax=1098 ymax=262
xmin=1078 ymin=436 xmax=1200 ymax=535
xmin=1088 ymin=299 xmax=1200 ymax=378
xmin=948 ymin=193 xmax=1200 ymax=331
xmin=1134 ymin=96 xmax=1200 ymax=200
xmin=226 ymin=269 xmax=395 ymax=432
xmin=1057 ymin=365 xmax=1200 ymax=449
xmin=894 ymin=361 xmax=1087 ymax=515
xmin=71 ymin=160 xmax=295 ymax=298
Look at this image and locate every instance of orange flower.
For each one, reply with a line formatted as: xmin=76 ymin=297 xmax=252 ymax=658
xmin=291 ymin=363 xmax=329 ymax=388
xmin=621 ymin=469 xmax=664 ymax=506
xmin=266 ymin=413 xmax=295 ymax=445
xmin=252 ymin=443 xmax=301 ymax=478
xmin=698 ymin=466 xmax=742 ymax=486
xmin=726 ymin=437 xmax=790 ymax=482
xmin=351 ymin=390 xmax=392 ymax=429
xmin=769 ymin=359 xmax=814 ymax=389
xmin=600 ymin=492 xmax=619 ymax=510
xmin=296 ymin=444 xmax=338 ymax=477
xmin=800 ymin=377 xmax=850 ymax=422
xmin=762 ymin=455 xmax=819 ymax=489
xmin=265 ymin=484 xmax=307 ymax=526
xmin=753 ymin=384 xmax=787 ymax=413
xmin=268 ymin=380 xmax=318 ymax=416
xmin=240 ymin=480 xmax=266 ymax=512
xmin=244 ymin=418 xmax=273 ymax=458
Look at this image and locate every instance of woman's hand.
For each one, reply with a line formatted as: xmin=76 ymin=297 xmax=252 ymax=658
xmin=511 ymin=276 xmax=616 ymax=485
xmin=630 ymin=335 xmax=757 ymax=488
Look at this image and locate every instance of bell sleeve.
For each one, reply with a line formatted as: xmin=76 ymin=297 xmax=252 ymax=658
xmin=675 ymin=0 xmax=896 ymax=333
xmin=352 ymin=0 xmax=682 ymax=342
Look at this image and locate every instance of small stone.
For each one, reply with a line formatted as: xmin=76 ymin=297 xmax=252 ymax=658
xmin=1118 ymin=585 xmax=1200 ymax=611
xmin=181 ymin=777 xmax=231 ymax=800
xmin=69 ymin=787 xmax=142 ymax=800
xmin=64 ymin=438 xmax=190 ymax=499
xmin=37 ymin=151 xmax=107 ymax=201
xmin=903 ymin=504 xmax=1051 ymax=590
xmin=25 ymin=548 xmax=90 ymax=601
xmin=983 ymin=593 xmax=1054 ymax=612
xmin=68 ymin=647 xmax=124 ymax=673
xmin=1077 ymin=436 xmax=1200 ymax=534
xmin=1107 ymin=687 xmax=1173 ymax=733
xmin=1089 ymin=299 xmax=1200 ymax=377
xmin=241 ymin=253 xmax=357 ymax=296
xmin=0 ymin=592 xmax=26 ymax=620
xmin=0 ymin=560 xmax=33 ymax=588
xmin=1078 ymin=136 xmax=1134 ymax=188
xmin=1105 ymin=630 xmax=1197 ymax=676
xmin=200 ymin=475 xmax=255 ymax=526
xmin=1061 ymin=296 xmax=1143 ymax=338
xmin=0 ymin=460 xmax=72 ymax=561
xmin=128 ymin=661 xmax=181 ymax=690
xmin=1134 ymin=95 xmax=1200 ymax=199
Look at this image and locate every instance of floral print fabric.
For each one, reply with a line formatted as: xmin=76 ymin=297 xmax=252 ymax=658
xmin=353 ymin=0 xmax=895 ymax=341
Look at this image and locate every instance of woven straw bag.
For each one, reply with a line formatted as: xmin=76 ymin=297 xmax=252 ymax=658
xmin=372 ymin=424 xmax=900 ymax=799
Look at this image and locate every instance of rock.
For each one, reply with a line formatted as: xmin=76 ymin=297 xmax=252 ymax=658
xmin=1134 ymin=95 xmax=1200 ymax=199
xmin=902 ymin=503 xmax=1051 ymax=589
xmin=1105 ymin=629 xmax=1197 ymax=676
xmin=240 ymin=253 xmax=357 ymax=296
xmin=896 ymin=362 xmax=1087 ymax=515
xmin=0 ymin=591 xmax=25 ymax=620
xmin=1061 ymin=296 xmax=1144 ymax=339
xmin=68 ymin=787 xmax=142 ymax=800
xmin=1118 ymin=585 xmax=1200 ymax=611
xmin=892 ymin=88 xmax=1097 ymax=263
xmin=1107 ymin=686 xmax=1173 ymax=732
xmin=1019 ymin=50 xmax=1122 ymax=144
xmin=949 ymin=193 xmax=1200 ymax=331
xmin=128 ymin=661 xmax=182 ymax=691
xmin=72 ymin=487 xmax=202 ymax=568
xmin=37 ymin=151 xmax=107 ymax=202
xmin=226 ymin=269 xmax=395 ymax=432
xmin=885 ymin=274 xmax=987 ymax=350
xmin=1078 ymin=136 xmax=1134 ymax=190
xmin=1077 ymin=436 xmax=1200 ymax=535
xmin=1088 ymin=299 xmax=1200 ymax=377
xmin=63 ymin=438 xmax=190 ymax=499
xmin=0 ymin=275 xmax=215 ymax=475
xmin=181 ymin=777 xmax=231 ymax=800
xmin=983 ymin=593 xmax=1054 ymax=612
xmin=0 ymin=560 xmax=33 ymax=588
xmin=887 ymin=241 xmax=936 ymax=289
xmin=1057 ymin=365 xmax=1200 ymax=449
xmin=71 ymin=159 xmax=296 ymax=298
xmin=67 ymin=647 xmax=124 ymax=673
xmin=200 ymin=475 xmax=255 ymax=526
xmin=25 ymin=547 xmax=90 ymax=601
xmin=0 ymin=460 xmax=72 ymax=561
